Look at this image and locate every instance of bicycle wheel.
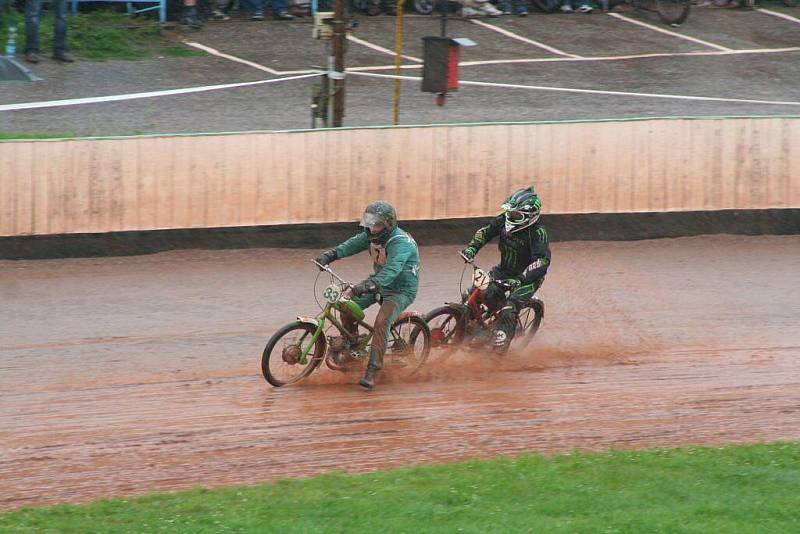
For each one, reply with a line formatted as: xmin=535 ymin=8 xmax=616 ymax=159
xmin=262 ymin=321 xmax=326 ymax=387
xmin=385 ymin=314 xmax=431 ymax=377
xmin=510 ymin=298 xmax=544 ymax=351
xmin=655 ymin=0 xmax=690 ymax=25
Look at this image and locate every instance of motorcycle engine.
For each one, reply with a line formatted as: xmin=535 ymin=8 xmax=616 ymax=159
xmin=329 ymin=336 xmax=349 ymax=353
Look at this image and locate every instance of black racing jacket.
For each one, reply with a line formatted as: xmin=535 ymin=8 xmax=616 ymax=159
xmin=466 ymin=215 xmax=551 ymax=285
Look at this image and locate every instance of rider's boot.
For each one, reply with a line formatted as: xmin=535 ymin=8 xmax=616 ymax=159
xmin=360 ymin=364 xmax=379 ymax=389
xmin=491 ymin=330 xmax=510 ymax=354
xmin=492 ymin=304 xmax=517 ymax=354
xmin=360 ymin=344 xmax=384 ymax=388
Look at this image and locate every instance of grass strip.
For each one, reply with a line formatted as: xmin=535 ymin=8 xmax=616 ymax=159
xmin=0 ymin=130 xmax=157 ymax=139
xmin=1 ymin=442 xmax=799 ymax=532
xmin=0 ymin=132 xmax=74 ymax=139
xmin=0 ymin=11 xmax=203 ymax=61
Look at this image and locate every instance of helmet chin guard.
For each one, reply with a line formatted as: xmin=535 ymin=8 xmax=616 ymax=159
xmin=501 ymin=187 xmax=541 ymax=234
xmin=504 ymin=213 xmax=539 ymax=234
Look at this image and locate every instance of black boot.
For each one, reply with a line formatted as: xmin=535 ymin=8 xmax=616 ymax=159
xmin=492 ymin=304 xmax=517 ymax=354
xmin=359 ymin=364 xmax=379 ymax=389
xmin=181 ymin=6 xmax=203 ymax=30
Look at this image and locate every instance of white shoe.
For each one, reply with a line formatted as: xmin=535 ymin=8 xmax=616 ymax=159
xmin=577 ymin=4 xmax=593 ymax=11
xmin=480 ymin=3 xmax=503 ymax=15
xmin=560 ymin=4 xmax=573 ymax=11
xmin=462 ymin=6 xmax=481 ymax=16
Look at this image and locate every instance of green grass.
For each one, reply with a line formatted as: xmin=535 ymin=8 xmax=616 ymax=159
xmin=0 ymin=132 xmax=75 ymax=139
xmin=0 ymin=131 xmax=149 ymax=139
xmin=1 ymin=442 xmax=799 ymax=533
xmin=0 ymin=123 xmax=161 ymax=139
xmin=0 ymin=10 xmax=204 ymax=61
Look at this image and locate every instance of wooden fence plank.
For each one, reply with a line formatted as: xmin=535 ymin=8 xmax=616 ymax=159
xmin=1 ymin=118 xmax=798 ymax=237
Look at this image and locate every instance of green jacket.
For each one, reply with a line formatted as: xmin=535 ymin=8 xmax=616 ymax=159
xmin=335 ymin=227 xmax=420 ymax=300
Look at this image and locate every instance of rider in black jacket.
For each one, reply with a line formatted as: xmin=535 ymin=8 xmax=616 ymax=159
xmin=461 ymin=187 xmax=551 ymax=352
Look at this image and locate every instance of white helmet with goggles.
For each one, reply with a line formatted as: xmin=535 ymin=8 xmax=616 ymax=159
xmin=501 ymin=187 xmax=541 ymax=234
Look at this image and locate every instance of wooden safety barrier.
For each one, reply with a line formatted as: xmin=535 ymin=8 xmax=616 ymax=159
xmin=1 ymin=117 xmax=798 ymax=237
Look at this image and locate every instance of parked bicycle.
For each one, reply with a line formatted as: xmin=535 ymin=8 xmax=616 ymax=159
xmin=261 ymin=260 xmax=432 ymax=387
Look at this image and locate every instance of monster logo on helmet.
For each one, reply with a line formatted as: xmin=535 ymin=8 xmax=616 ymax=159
xmin=500 ymin=187 xmax=541 ymax=234
xmin=360 ymin=200 xmax=397 ymax=244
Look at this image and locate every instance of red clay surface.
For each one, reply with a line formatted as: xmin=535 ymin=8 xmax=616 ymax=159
xmin=1 ymin=235 xmax=799 ymax=510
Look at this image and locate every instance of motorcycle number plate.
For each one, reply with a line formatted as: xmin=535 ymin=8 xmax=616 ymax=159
xmin=473 ymin=268 xmax=490 ymax=290
xmin=323 ymin=284 xmax=341 ymax=303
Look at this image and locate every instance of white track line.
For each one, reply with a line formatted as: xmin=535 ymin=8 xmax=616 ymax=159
xmin=608 ymin=13 xmax=732 ymax=52
xmin=185 ymin=41 xmax=284 ymax=75
xmin=348 ymin=70 xmax=800 ymax=107
xmin=303 ymin=46 xmax=800 ymax=74
xmin=190 ymin=39 xmax=797 ymax=77
xmin=347 ymin=35 xmax=423 ymax=63
xmin=757 ymin=8 xmax=800 ymax=24
xmin=469 ymin=19 xmax=582 ymax=58
xmin=6 ymin=44 xmax=798 ymax=111
xmin=0 ymin=73 xmax=321 ymax=112
xmin=455 ymin=47 xmax=800 ymax=67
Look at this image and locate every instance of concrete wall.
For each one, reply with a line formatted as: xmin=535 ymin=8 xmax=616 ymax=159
xmin=1 ymin=117 xmax=798 ymax=237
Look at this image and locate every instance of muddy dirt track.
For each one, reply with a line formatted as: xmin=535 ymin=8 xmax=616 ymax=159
xmin=1 ymin=235 xmax=799 ymax=510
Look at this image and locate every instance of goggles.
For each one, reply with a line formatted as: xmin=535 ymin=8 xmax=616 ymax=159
xmin=360 ymin=212 xmax=386 ymax=234
xmin=504 ymin=209 xmax=530 ymax=224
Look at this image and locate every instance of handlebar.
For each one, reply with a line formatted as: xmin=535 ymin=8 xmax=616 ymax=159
xmin=457 ymin=252 xmax=514 ymax=292
xmin=310 ymin=259 xmax=351 ymax=288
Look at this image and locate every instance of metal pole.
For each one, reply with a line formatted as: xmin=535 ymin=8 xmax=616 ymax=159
xmin=440 ymin=0 xmax=447 ymax=37
xmin=327 ymin=54 xmax=335 ymax=127
xmin=392 ymin=0 xmax=406 ymax=125
xmin=332 ymin=0 xmax=346 ymax=127
xmin=438 ymin=0 xmax=448 ymax=104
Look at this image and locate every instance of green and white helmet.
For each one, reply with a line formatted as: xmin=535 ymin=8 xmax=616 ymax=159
xmin=501 ymin=187 xmax=541 ymax=234
xmin=360 ymin=200 xmax=397 ymax=244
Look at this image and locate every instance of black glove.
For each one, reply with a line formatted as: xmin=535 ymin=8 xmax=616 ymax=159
xmin=497 ymin=277 xmax=522 ymax=292
xmin=314 ymin=249 xmax=337 ymax=269
xmin=461 ymin=246 xmax=477 ymax=262
xmin=352 ymin=279 xmax=378 ymax=297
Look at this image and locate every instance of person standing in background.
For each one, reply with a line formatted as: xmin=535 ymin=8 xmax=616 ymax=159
xmin=24 ymin=0 xmax=73 ymax=63
xmin=181 ymin=0 xmax=203 ymax=29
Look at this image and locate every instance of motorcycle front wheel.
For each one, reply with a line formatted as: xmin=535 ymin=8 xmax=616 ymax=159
xmin=386 ymin=314 xmax=432 ymax=377
xmin=262 ymin=321 xmax=326 ymax=387
xmin=510 ymin=298 xmax=544 ymax=351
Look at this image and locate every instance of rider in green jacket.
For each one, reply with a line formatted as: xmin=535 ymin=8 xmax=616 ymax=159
xmin=315 ymin=200 xmax=420 ymax=389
